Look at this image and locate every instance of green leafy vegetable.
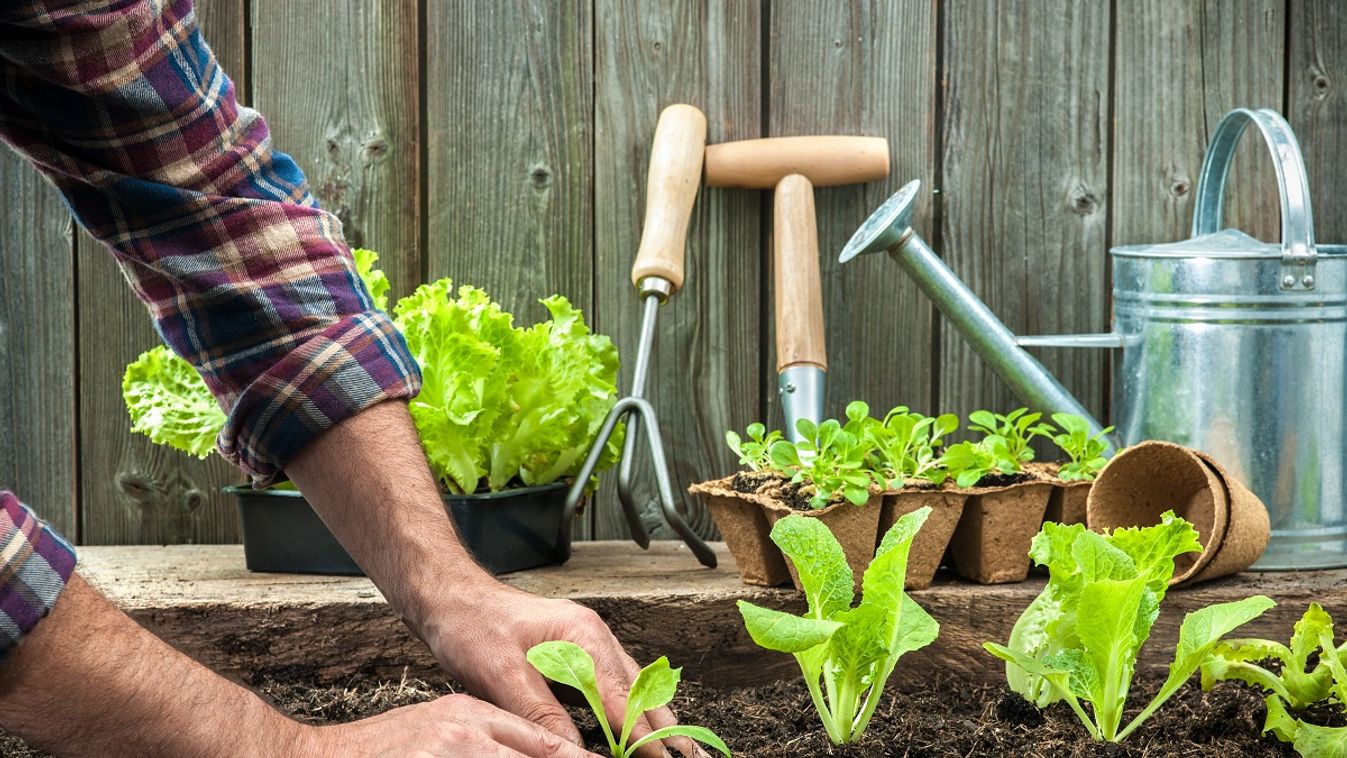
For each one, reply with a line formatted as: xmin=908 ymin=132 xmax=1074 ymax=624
xmin=394 ymin=279 xmax=621 ymax=494
xmin=868 ymin=407 xmax=958 ymax=488
xmin=737 ymin=509 xmax=940 ymax=744
xmin=725 ymin=423 xmax=784 ymax=472
xmin=351 ymin=247 xmax=391 ymax=312
xmin=122 ymin=346 xmax=225 ymax=459
xmin=1050 ymin=413 xmax=1113 ymax=481
xmin=968 ymin=407 xmax=1055 ymax=466
xmin=769 ymin=416 xmax=880 ymax=509
xmin=985 ymin=513 xmax=1274 ymax=742
xmin=526 ymin=641 xmax=731 ymax=757
xmin=940 ymin=437 xmax=1018 ymax=488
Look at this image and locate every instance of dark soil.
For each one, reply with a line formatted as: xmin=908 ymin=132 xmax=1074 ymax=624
xmin=731 ymin=470 xmax=787 ymax=497
xmin=973 ymin=471 xmax=1034 ymax=488
xmin=2 ymin=672 xmax=1330 ymax=757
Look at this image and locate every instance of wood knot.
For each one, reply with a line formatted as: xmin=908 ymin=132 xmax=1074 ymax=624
xmin=361 ymin=136 xmax=390 ymax=162
xmin=1169 ymin=177 xmax=1190 ymax=198
xmin=325 ymin=138 xmax=341 ymax=156
xmin=182 ymin=487 xmax=206 ymax=514
xmin=651 ymin=40 xmax=663 ymax=52
xmin=529 ymin=164 xmax=552 ymax=188
xmin=1313 ymin=72 xmax=1332 ymax=99
xmin=116 ymin=471 xmax=159 ymax=505
xmin=1067 ymin=183 xmax=1098 ymax=215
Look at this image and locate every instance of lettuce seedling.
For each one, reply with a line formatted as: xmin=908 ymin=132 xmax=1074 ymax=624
xmin=940 ymin=437 xmax=1018 ymax=488
xmin=1050 ymin=413 xmax=1114 ymax=481
xmin=985 ymin=514 xmax=1274 ymax=742
xmin=868 ymin=407 xmax=958 ymax=488
xmin=526 ymin=641 xmax=730 ymax=757
xmin=1201 ymin=603 xmax=1347 ymax=756
xmin=769 ymin=417 xmax=880 ymax=508
xmin=968 ymin=407 xmax=1055 ymax=465
xmin=725 ymin=422 xmax=784 ymax=472
xmin=737 ymin=509 xmax=939 ymax=744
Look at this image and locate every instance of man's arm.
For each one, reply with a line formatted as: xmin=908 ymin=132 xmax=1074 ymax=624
xmin=0 ymin=572 xmax=597 ymax=758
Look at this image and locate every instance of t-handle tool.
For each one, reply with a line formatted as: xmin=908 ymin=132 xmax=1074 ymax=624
xmin=559 ymin=104 xmax=717 ymax=568
xmin=704 ymin=136 xmax=889 ymax=440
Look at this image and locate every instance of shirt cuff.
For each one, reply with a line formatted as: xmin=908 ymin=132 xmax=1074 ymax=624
xmin=0 ymin=492 xmax=77 ymax=656
xmin=216 ymin=309 xmax=423 ymax=485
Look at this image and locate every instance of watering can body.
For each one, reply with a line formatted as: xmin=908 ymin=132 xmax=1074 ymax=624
xmin=844 ymin=108 xmax=1346 ymax=570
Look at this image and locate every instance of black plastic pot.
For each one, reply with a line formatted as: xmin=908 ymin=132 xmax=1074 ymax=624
xmin=226 ymin=481 xmax=571 ymax=576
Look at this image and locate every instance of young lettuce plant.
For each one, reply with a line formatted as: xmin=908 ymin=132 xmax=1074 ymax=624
xmin=1050 ymin=412 xmax=1114 ymax=481
xmin=724 ymin=422 xmax=784 ymax=472
xmin=939 ymin=436 xmax=1018 ymax=488
xmin=868 ymin=407 xmax=958 ymax=488
xmin=1201 ymin=603 xmax=1347 ymax=756
xmin=769 ymin=416 xmax=880 ymax=509
xmin=968 ymin=407 xmax=1055 ymax=466
xmin=737 ymin=509 xmax=939 ymax=745
xmin=526 ymin=641 xmax=730 ymax=757
xmin=984 ymin=513 xmax=1275 ymax=742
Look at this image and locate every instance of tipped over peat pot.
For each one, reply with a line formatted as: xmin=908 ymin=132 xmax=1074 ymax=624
xmin=227 ymin=482 xmax=572 ymax=576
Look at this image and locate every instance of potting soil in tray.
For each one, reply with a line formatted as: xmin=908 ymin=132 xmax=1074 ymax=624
xmin=1 ymin=673 xmax=1320 ymax=757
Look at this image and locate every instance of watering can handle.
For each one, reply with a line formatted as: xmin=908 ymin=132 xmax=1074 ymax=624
xmin=1190 ymin=108 xmax=1317 ymax=291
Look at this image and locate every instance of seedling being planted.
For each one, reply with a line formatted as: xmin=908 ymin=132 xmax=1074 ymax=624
xmin=1201 ymin=602 xmax=1347 ymax=756
xmin=737 ymin=508 xmax=940 ymax=744
xmin=985 ymin=513 xmax=1274 ymax=742
xmin=1050 ymin=412 xmax=1114 ymax=481
xmin=724 ymin=422 xmax=784 ymax=472
xmin=526 ymin=641 xmax=730 ymax=757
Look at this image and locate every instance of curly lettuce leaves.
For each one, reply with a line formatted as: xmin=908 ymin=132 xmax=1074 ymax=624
xmin=122 ymin=345 xmax=225 ymax=459
xmin=394 ymin=279 xmax=621 ymax=494
xmin=351 ymin=247 xmax=391 ymax=312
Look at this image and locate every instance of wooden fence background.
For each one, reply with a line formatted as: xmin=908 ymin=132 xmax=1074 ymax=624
xmin=1 ymin=0 xmax=1343 ymax=546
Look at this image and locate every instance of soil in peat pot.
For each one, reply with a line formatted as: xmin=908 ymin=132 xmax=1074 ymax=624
xmin=0 ymin=673 xmax=1330 ymax=757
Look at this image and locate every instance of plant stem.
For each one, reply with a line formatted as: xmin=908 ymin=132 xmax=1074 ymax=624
xmin=852 ymin=658 xmax=898 ymax=737
xmin=802 ymin=669 xmax=843 ymax=745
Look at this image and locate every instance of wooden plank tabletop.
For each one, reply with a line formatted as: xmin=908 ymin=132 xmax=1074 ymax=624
xmin=78 ymin=542 xmax=1347 ymax=689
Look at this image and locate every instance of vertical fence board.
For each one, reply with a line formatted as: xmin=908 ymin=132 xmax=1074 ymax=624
xmin=1289 ymin=0 xmax=1347 ymax=241
xmin=0 ymin=161 xmax=76 ymax=537
xmin=591 ymin=0 xmax=763 ymax=540
xmin=938 ymin=0 xmax=1111 ymax=429
xmin=1113 ymin=0 xmax=1285 ymax=249
xmin=77 ymin=1 xmax=250 ymax=544
xmin=767 ymin=0 xmax=937 ymax=427
xmin=425 ymin=0 xmax=594 ymax=533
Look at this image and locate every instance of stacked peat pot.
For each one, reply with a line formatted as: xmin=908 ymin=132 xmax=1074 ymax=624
xmin=692 ymin=405 xmax=1116 ymax=590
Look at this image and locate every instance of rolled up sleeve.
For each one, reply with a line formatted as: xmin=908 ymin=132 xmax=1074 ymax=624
xmin=0 ymin=0 xmax=421 ymax=483
xmin=0 ymin=492 xmax=76 ymax=656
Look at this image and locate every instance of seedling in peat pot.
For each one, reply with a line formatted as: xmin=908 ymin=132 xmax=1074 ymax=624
xmin=940 ymin=437 xmax=1019 ymax=488
xmin=868 ymin=407 xmax=959 ymax=488
xmin=737 ymin=508 xmax=940 ymax=744
xmin=968 ymin=407 xmax=1055 ymax=466
xmin=769 ymin=415 xmax=881 ymax=509
xmin=725 ymin=422 xmax=784 ymax=472
xmin=1202 ymin=602 xmax=1347 ymax=756
xmin=984 ymin=513 xmax=1275 ymax=742
xmin=1050 ymin=412 xmax=1114 ymax=481
xmin=526 ymin=641 xmax=731 ymax=757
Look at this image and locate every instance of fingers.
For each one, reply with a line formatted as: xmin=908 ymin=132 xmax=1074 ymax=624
xmin=477 ymin=703 xmax=599 ymax=758
xmin=429 ymin=694 xmax=598 ymax=758
xmin=488 ymin=668 xmax=587 ymax=748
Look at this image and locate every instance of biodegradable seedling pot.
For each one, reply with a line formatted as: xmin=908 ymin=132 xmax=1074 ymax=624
xmin=947 ymin=477 xmax=1054 ymax=584
xmin=1187 ymin=452 xmax=1271 ymax=583
xmin=1086 ymin=441 xmax=1227 ymax=585
xmin=229 ymin=481 xmax=571 ymax=577
xmin=1026 ymin=462 xmax=1092 ymax=526
xmin=879 ymin=487 xmax=968 ymax=590
xmin=762 ymin=492 xmax=883 ymax=591
xmin=689 ymin=476 xmax=792 ymax=587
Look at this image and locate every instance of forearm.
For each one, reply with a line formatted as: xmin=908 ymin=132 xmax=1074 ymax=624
xmin=0 ymin=574 xmax=310 ymax=758
xmin=284 ymin=400 xmax=494 ymax=638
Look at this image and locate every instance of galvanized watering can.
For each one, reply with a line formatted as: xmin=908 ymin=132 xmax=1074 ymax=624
xmin=842 ymin=108 xmax=1345 ymax=570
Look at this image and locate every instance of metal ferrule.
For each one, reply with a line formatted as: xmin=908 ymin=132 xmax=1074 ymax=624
xmin=778 ymin=365 xmax=826 ymax=442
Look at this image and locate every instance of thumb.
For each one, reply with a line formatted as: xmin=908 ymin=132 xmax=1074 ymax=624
xmin=493 ymin=672 xmax=586 ymax=747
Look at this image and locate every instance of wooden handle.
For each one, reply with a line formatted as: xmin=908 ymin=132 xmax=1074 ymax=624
xmin=630 ymin=104 xmax=707 ymax=293
xmin=773 ymin=174 xmax=827 ymax=372
xmin=706 ymin=136 xmax=889 ymax=189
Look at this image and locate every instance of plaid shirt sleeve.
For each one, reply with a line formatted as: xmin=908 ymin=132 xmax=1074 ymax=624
xmin=0 ymin=492 xmax=76 ymax=656
xmin=0 ymin=0 xmax=422 ymax=485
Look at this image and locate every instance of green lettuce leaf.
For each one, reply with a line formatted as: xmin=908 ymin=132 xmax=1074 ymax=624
xmin=351 ymin=247 xmax=391 ymax=312
xmin=122 ymin=346 xmax=225 ymax=459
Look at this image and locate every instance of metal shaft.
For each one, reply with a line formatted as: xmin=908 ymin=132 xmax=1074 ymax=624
xmin=892 ymin=233 xmax=1117 ymax=451
xmin=614 ymin=294 xmax=663 ymax=546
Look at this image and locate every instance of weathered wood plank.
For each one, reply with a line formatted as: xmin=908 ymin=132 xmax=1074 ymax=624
xmin=1112 ymin=1 xmax=1286 ymax=249
xmin=1288 ymin=0 xmax=1347 ymax=242
xmin=76 ymin=0 xmax=251 ymax=545
xmin=0 ymin=155 xmax=76 ymax=537
xmin=78 ymin=542 xmax=1346 ymax=689
xmin=938 ymin=0 xmax=1111 ymax=432
xmin=590 ymin=0 xmax=763 ymax=541
xmin=767 ymin=0 xmax=937 ymax=425
xmin=251 ymin=0 xmax=421 ymax=300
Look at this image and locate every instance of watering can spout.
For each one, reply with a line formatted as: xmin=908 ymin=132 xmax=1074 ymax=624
xmin=842 ymin=180 xmax=1117 ymax=452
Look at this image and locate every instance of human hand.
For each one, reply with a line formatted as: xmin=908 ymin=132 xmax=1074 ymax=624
xmin=300 ymin=692 xmax=602 ymax=757
xmin=418 ymin=581 xmax=704 ymax=758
